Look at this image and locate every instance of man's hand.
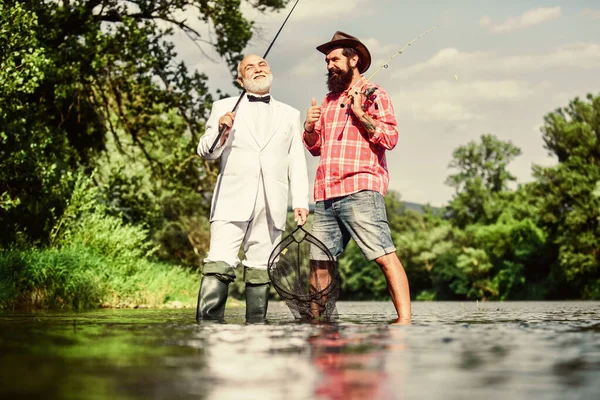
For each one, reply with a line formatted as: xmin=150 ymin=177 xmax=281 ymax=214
xmin=304 ymin=97 xmax=321 ymax=133
xmin=348 ymin=87 xmax=365 ymax=119
xmin=218 ymin=111 xmax=236 ymax=146
xmin=348 ymin=87 xmax=377 ymax=136
xmin=294 ymin=208 xmax=309 ymax=226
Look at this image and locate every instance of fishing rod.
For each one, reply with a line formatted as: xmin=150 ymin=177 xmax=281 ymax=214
xmin=347 ymin=25 xmax=438 ymax=102
xmin=208 ymin=0 xmax=301 ymax=153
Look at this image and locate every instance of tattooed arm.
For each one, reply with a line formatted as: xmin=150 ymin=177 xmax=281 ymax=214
xmin=357 ymin=113 xmax=378 ymax=136
xmin=348 ymin=86 xmax=398 ymax=150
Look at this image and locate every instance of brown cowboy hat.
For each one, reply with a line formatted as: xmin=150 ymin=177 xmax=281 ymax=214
xmin=316 ymin=31 xmax=371 ymax=73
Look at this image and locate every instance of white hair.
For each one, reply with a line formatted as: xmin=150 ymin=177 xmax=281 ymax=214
xmin=237 ymin=60 xmax=243 ymax=79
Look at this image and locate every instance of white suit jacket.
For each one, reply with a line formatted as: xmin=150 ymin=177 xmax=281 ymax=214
xmin=197 ymin=95 xmax=309 ymax=231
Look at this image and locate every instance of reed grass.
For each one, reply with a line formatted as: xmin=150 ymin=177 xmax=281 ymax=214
xmin=0 ymin=173 xmax=199 ymax=310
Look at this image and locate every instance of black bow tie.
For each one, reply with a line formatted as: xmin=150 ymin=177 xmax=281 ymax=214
xmin=247 ymin=94 xmax=271 ymax=104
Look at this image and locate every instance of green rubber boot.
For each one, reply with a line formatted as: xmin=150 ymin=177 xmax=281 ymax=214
xmin=196 ymin=261 xmax=236 ymax=321
xmin=245 ymin=283 xmax=270 ymax=322
xmin=244 ymin=267 xmax=270 ymax=322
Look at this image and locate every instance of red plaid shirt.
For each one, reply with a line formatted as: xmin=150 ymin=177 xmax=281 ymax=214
xmin=303 ymin=76 xmax=399 ymax=202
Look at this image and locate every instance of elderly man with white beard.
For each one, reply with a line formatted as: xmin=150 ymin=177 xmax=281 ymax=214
xmin=196 ymin=54 xmax=310 ymax=322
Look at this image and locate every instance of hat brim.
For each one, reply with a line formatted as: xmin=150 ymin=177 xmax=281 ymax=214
xmin=316 ymin=39 xmax=371 ymax=74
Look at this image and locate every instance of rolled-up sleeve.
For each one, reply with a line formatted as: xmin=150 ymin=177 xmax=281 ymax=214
xmin=303 ymin=131 xmax=321 ymax=156
xmin=366 ymin=90 xmax=398 ymax=150
xmin=302 ymin=113 xmax=323 ymax=156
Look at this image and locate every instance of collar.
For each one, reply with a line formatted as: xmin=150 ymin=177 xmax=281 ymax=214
xmin=344 ymin=75 xmax=368 ymax=95
xmin=246 ymin=91 xmax=271 ymax=97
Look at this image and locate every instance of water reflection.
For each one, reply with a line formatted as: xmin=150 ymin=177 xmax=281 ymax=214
xmin=308 ymin=324 xmax=399 ymax=400
xmin=193 ymin=317 xmax=315 ymax=400
xmin=0 ymin=302 xmax=599 ymax=400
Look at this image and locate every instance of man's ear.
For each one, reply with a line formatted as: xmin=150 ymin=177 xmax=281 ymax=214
xmin=237 ymin=77 xmax=244 ymax=88
xmin=349 ymin=54 xmax=359 ymax=69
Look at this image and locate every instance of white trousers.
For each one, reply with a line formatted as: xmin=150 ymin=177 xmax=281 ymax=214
xmin=204 ymin=177 xmax=283 ymax=271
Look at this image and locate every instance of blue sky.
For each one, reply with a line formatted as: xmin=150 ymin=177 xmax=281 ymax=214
xmin=171 ymin=0 xmax=600 ymax=206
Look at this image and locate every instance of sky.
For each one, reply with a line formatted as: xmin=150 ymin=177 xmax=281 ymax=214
xmin=170 ymin=0 xmax=600 ymax=207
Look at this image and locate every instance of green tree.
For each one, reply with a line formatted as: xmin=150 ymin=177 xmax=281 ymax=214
xmin=383 ymin=192 xmax=458 ymax=300
xmin=446 ymin=134 xmax=522 ymax=228
xmin=532 ymin=94 xmax=600 ymax=298
xmin=338 ymin=191 xmax=450 ymax=300
xmin=0 ymin=0 xmax=289 ymax=263
xmin=0 ymin=2 xmax=58 ymax=243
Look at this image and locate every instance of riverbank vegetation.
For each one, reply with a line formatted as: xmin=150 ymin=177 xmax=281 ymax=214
xmin=0 ymin=175 xmax=199 ymax=309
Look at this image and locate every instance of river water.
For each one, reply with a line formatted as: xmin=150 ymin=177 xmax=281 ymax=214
xmin=0 ymin=301 xmax=599 ymax=400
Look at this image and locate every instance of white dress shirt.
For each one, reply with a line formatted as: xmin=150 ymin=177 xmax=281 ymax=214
xmin=247 ymin=92 xmax=272 ymax=146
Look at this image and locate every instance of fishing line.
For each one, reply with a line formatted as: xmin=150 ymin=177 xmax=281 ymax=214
xmin=347 ymin=25 xmax=438 ymax=101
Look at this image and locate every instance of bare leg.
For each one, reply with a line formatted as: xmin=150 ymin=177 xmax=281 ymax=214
xmin=309 ymin=260 xmax=333 ymax=320
xmin=374 ymin=253 xmax=412 ymax=321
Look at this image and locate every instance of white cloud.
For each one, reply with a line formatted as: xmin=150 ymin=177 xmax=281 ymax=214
xmin=504 ymin=43 xmax=600 ymax=69
xmin=582 ymin=8 xmax=600 ymax=19
xmin=479 ymin=15 xmax=493 ymax=27
xmin=480 ymin=7 xmax=562 ymax=34
xmin=391 ymin=79 xmax=533 ymax=122
xmin=279 ymin=0 xmax=364 ymax=21
xmin=468 ymin=80 xmax=534 ymax=100
xmin=396 ymin=43 xmax=600 ymax=80
xmin=392 ymin=92 xmax=478 ymax=122
xmin=361 ymin=37 xmax=400 ymax=66
xmin=288 ymin=52 xmax=324 ymax=77
xmin=427 ymin=102 xmax=478 ymax=122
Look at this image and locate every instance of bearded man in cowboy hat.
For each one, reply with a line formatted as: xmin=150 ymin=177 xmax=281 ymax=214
xmin=303 ymin=32 xmax=412 ymax=322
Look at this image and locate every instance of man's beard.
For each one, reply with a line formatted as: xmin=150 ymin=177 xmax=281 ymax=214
xmin=327 ymin=64 xmax=353 ymax=93
xmin=242 ymin=73 xmax=273 ymax=94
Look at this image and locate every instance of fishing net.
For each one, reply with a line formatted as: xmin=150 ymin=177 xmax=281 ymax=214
xmin=268 ymin=225 xmax=339 ymax=321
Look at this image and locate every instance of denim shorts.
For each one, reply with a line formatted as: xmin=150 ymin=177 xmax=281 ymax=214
xmin=309 ymin=190 xmax=396 ymax=261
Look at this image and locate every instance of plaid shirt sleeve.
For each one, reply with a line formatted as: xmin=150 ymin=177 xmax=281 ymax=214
xmin=362 ymin=84 xmax=398 ymax=150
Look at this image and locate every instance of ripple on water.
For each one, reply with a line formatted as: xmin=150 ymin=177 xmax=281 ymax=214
xmin=0 ymin=301 xmax=599 ymax=400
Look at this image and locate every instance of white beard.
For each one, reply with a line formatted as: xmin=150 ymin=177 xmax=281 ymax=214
xmin=242 ymin=73 xmax=273 ymax=94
